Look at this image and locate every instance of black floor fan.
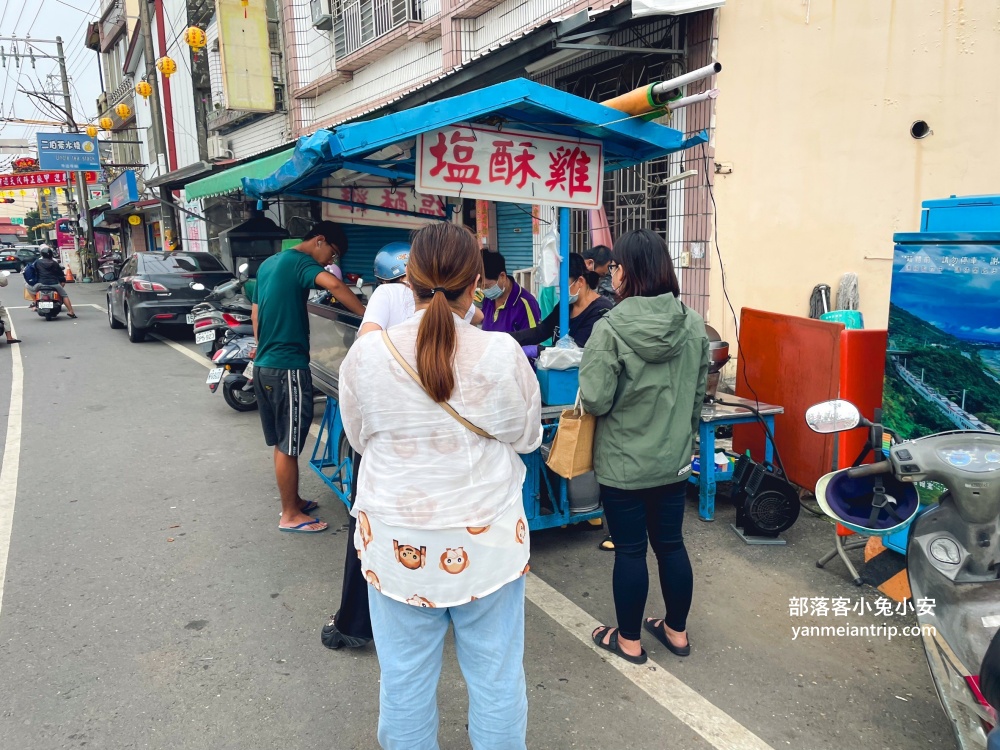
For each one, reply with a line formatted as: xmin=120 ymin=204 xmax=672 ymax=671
xmin=728 ymin=452 xmax=800 ymax=545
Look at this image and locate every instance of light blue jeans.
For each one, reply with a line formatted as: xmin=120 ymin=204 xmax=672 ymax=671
xmin=368 ymin=576 xmax=528 ymax=750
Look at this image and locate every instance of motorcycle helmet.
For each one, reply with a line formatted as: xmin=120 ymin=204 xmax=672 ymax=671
xmin=815 ymin=469 xmax=920 ymax=536
xmin=374 ymin=242 xmax=410 ymax=282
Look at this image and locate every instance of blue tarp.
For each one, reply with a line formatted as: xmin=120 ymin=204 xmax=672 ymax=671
xmin=243 ymin=78 xmax=707 ymax=199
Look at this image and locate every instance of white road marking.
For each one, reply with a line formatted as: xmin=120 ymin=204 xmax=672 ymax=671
xmin=525 ymin=574 xmax=775 ymax=750
xmin=0 ymin=319 xmax=24 ymax=619
xmin=149 ymin=333 xmax=212 ymax=369
xmin=142 ymin=321 xmax=764 ymax=745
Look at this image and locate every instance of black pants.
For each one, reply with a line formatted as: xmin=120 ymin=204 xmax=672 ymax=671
xmin=601 ymin=480 xmax=693 ymax=641
xmin=335 ymin=450 xmax=372 ymax=639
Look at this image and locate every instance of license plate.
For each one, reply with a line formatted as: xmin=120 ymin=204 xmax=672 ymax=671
xmin=38 ymin=301 xmax=54 ymax=310
xmin=195 ymin=330 xmax=216 ymax=344
xmin=244 ymin=361 xmax=254 ymax=380
xmin=186 ymin=314 xmax=195 ymax=324
xmin=206 ymin=367 xmax=225 ymax=384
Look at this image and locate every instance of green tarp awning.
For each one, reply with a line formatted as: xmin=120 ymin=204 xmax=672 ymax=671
xmin=184 ymin=148 xmax=295 ymax=201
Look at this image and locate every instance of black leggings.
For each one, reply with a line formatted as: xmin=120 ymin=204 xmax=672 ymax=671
xmin=334 ymin=451 xmax=372 ymax=639
xmin=601 ymin=480 xmax=693 ymax=641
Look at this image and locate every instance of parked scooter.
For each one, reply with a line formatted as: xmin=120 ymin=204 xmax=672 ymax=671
xmin=206 ymin=333 xmax=257 ymax=411
xmin=34 ymin=285 xmax=64 ymax=320
xmin=191 ymin=264 xmax=252 ymax=358
xmin=807 ymin=400 xmax=1000 ymax=749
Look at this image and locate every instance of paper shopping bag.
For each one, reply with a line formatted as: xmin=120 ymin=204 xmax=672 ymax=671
xmin=545 ymin=392 xmax=595 ymax=479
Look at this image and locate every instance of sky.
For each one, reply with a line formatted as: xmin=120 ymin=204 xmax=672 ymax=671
xmin=0 ymin=0 xmax=104 ymax=203
xmin=890 ymin=244 xmax=1000 ymax=345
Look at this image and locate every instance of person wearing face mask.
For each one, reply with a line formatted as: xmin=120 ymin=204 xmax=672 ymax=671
xmin=509 ymin=253 xmax=612 ymax=348
xmin=582 ymin=245 xmax=616 ymax=303
xmin=480 ymin=249 xmax=541 ymax=334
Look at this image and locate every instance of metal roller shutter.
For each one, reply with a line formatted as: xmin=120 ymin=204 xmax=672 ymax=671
xmin=339 ymin=225 xmax=413 ymax=280
xmin=495 ymin=203 xmax=534 ymax=273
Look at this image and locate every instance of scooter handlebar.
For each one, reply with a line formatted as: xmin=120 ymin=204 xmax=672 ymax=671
xmin=847 ymin=460 xmax=892 ymax=479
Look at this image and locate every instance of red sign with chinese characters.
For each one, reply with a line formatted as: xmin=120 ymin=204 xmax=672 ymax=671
xmin=0 ymin=171 xmax=99 ymax=188
xmin=416 ymin=125 xmax=603 ymax=209
xmin=321 ymin=182 xmax=448 ymax=230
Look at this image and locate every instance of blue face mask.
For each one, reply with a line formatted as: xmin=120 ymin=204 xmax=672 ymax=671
xmin=567 ymin=281 xmax=581 ymax=305
xmin=483 ymin=282 xmax=504 ymax=300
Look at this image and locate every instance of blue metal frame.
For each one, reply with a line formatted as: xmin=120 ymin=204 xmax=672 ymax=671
xmin=691 ymin=414 xmax=777 ymax=522
xmin=310 ymin=401 xmax=604 ymax=531
xmin=309 ymin=399 xmax=353 ymax=508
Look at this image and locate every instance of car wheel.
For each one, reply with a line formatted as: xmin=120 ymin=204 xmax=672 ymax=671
xmin=126 ymin=305 xmax=146 ymax=343
xmin=108 ymin=297 xmax=124 ymax=329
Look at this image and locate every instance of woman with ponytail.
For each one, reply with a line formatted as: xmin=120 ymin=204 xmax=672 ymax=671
xmin=339 ymin=222 xmax=542 ymax=750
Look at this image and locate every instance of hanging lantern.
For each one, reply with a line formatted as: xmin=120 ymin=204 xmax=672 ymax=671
xmin=135 ymin=80 xmax=152 ymax=101
xmin=128 ymin=215 xmax=142 ymax=226
xmin=241 ymin=0 xmax=249 ymax=18
xmin=86 ymin=124 xmax=99 ymax=138
xmin=99 ymin=116 xmax=114 ymax=131
xmin=115 ymin=102 xmax=132 ymax=120
xmin=156 ymin=56 xmax=177 ymax=79
xmin=43 ymin=188 xmax=51 ymax=195
xmin=184 ymin=26 xmax=207 ymax=60
xmin=19 ymin=190 xmax=26 ymax=197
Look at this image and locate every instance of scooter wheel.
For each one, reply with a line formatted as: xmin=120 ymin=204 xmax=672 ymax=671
xmin=45 ymin=312 xmax=57 ymax=321
xmin=222 ymin=376 xmax=258 ymax=412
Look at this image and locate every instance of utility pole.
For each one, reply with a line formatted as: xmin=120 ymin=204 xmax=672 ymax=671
xmin=55 ymin=36 xmax=94 ymax=275
xmin=137 ymin=0 xmax=178 ymax=249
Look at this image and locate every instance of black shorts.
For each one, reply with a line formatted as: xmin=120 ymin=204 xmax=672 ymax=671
xmin=254 ymin=367 xmax=314 ymax=457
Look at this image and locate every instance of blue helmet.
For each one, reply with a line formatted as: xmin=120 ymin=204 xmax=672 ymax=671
xmin=815 ymin=469 xmax=920 ymax=536
xmin=374 ymin=242 xmax=410 ymax=282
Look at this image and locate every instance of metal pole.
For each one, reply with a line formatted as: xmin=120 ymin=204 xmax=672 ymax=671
xmin=56 ymin=36 xmax=94 ymax=277
xmin=558 ymin=207 xmax=570 ymax=339
xmin=137 ymin=0 xmax=178 ymax=249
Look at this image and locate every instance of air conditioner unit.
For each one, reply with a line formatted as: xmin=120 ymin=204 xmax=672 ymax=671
xmin=311 ymin=0 xmax=333 ymax=29
xmin=207 ymin=136 xmax=229 ymax=161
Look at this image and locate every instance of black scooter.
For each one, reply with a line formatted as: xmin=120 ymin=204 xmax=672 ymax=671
xmin=206 ymin=333 xmax=257 ymax=412
xmin=34 ymin=285 xmax=64 ymax=321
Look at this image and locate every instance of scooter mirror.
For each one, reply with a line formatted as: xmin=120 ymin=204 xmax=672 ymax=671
xmin=238 ymin=263 xmax=249 ymax=274
xmin=191 ymin=282 xmax=206 ymax=291
xmin=805 ymin=400 xmax=862 ymax=434
xmin=102 ymin=271 xmax=116 ymax=282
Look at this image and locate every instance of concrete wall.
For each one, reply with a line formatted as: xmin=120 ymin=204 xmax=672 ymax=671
xmin=708 ymin=0 xmax=1000 ymax=342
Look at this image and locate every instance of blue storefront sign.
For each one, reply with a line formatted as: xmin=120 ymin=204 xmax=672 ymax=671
xmin=109 ymin=170 xmax=139 ymax=210
xmin=36 ymin=132 xmax=101 ymax=171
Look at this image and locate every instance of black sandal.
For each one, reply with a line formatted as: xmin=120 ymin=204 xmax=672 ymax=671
xmin=644 ymin=618 xmax=691 ymax=657
xmin=591 ymin=625 xmax=647 ymax=665
xmin=598 ymin=535 xmax=614 ymax=551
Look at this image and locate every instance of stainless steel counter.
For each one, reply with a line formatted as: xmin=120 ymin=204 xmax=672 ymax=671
xmin=307 ymin=302 xmax=362 ymax=398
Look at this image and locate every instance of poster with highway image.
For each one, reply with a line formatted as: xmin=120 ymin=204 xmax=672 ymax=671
xmin=883 ymin=241 xmax=1000 ymax=441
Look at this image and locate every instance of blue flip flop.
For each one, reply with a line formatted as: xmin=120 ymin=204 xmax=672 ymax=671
xmin=279 ymin=518 xmax=327 ymax=533
xmin=301 ymin=500 xmax=319 ymax=514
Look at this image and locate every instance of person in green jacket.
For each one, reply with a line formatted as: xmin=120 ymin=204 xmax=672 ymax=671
xmin=579 ymin=228 xmax=709 ymax=665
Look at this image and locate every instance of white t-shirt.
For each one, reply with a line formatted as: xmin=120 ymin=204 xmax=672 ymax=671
xmin=360 ymin=282 xmax=475 ymax=330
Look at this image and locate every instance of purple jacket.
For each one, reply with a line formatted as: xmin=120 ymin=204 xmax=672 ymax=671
xmin=481 ymin=280 xmax=541 ymax=334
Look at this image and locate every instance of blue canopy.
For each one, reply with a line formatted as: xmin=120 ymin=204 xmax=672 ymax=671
xmin=243 ymin=78 xmax=707 ymax=199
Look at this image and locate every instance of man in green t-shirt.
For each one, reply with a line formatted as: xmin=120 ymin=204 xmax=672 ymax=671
xmin=251 ymin=221 xmax=366 ymax=533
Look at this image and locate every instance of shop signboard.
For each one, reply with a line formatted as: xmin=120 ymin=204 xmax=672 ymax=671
xmin=883 ymin=242 xmax=1000 ymax=442
xmin=416 ymin=125 xmax=604 ymax=210
xmin=0 ymin=171 xmax=99 ymax=188
xmin=36 ymin=133 xmax=101 ymax=171
xmin=110 ymin=171 xmax=139 ymax=210
xmin=321 ymin=181 xmax=448 ymax=229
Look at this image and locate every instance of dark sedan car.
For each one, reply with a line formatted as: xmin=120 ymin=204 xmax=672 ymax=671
xmin=0 ymin=246 xmax=37 ymax=272
xmin=106 ymin=251 xmax=234 ymax=342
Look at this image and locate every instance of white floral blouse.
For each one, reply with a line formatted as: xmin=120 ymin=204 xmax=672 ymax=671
xmin=355 ymin=501 xmax=530 ymax=608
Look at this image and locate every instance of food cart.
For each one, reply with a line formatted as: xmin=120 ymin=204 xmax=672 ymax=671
xmin=242 ymin=77 xmax=708 ymax=531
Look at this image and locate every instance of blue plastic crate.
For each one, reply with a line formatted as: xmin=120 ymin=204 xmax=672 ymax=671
xmin=537 ymin=367 xmax=579 ymax=406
